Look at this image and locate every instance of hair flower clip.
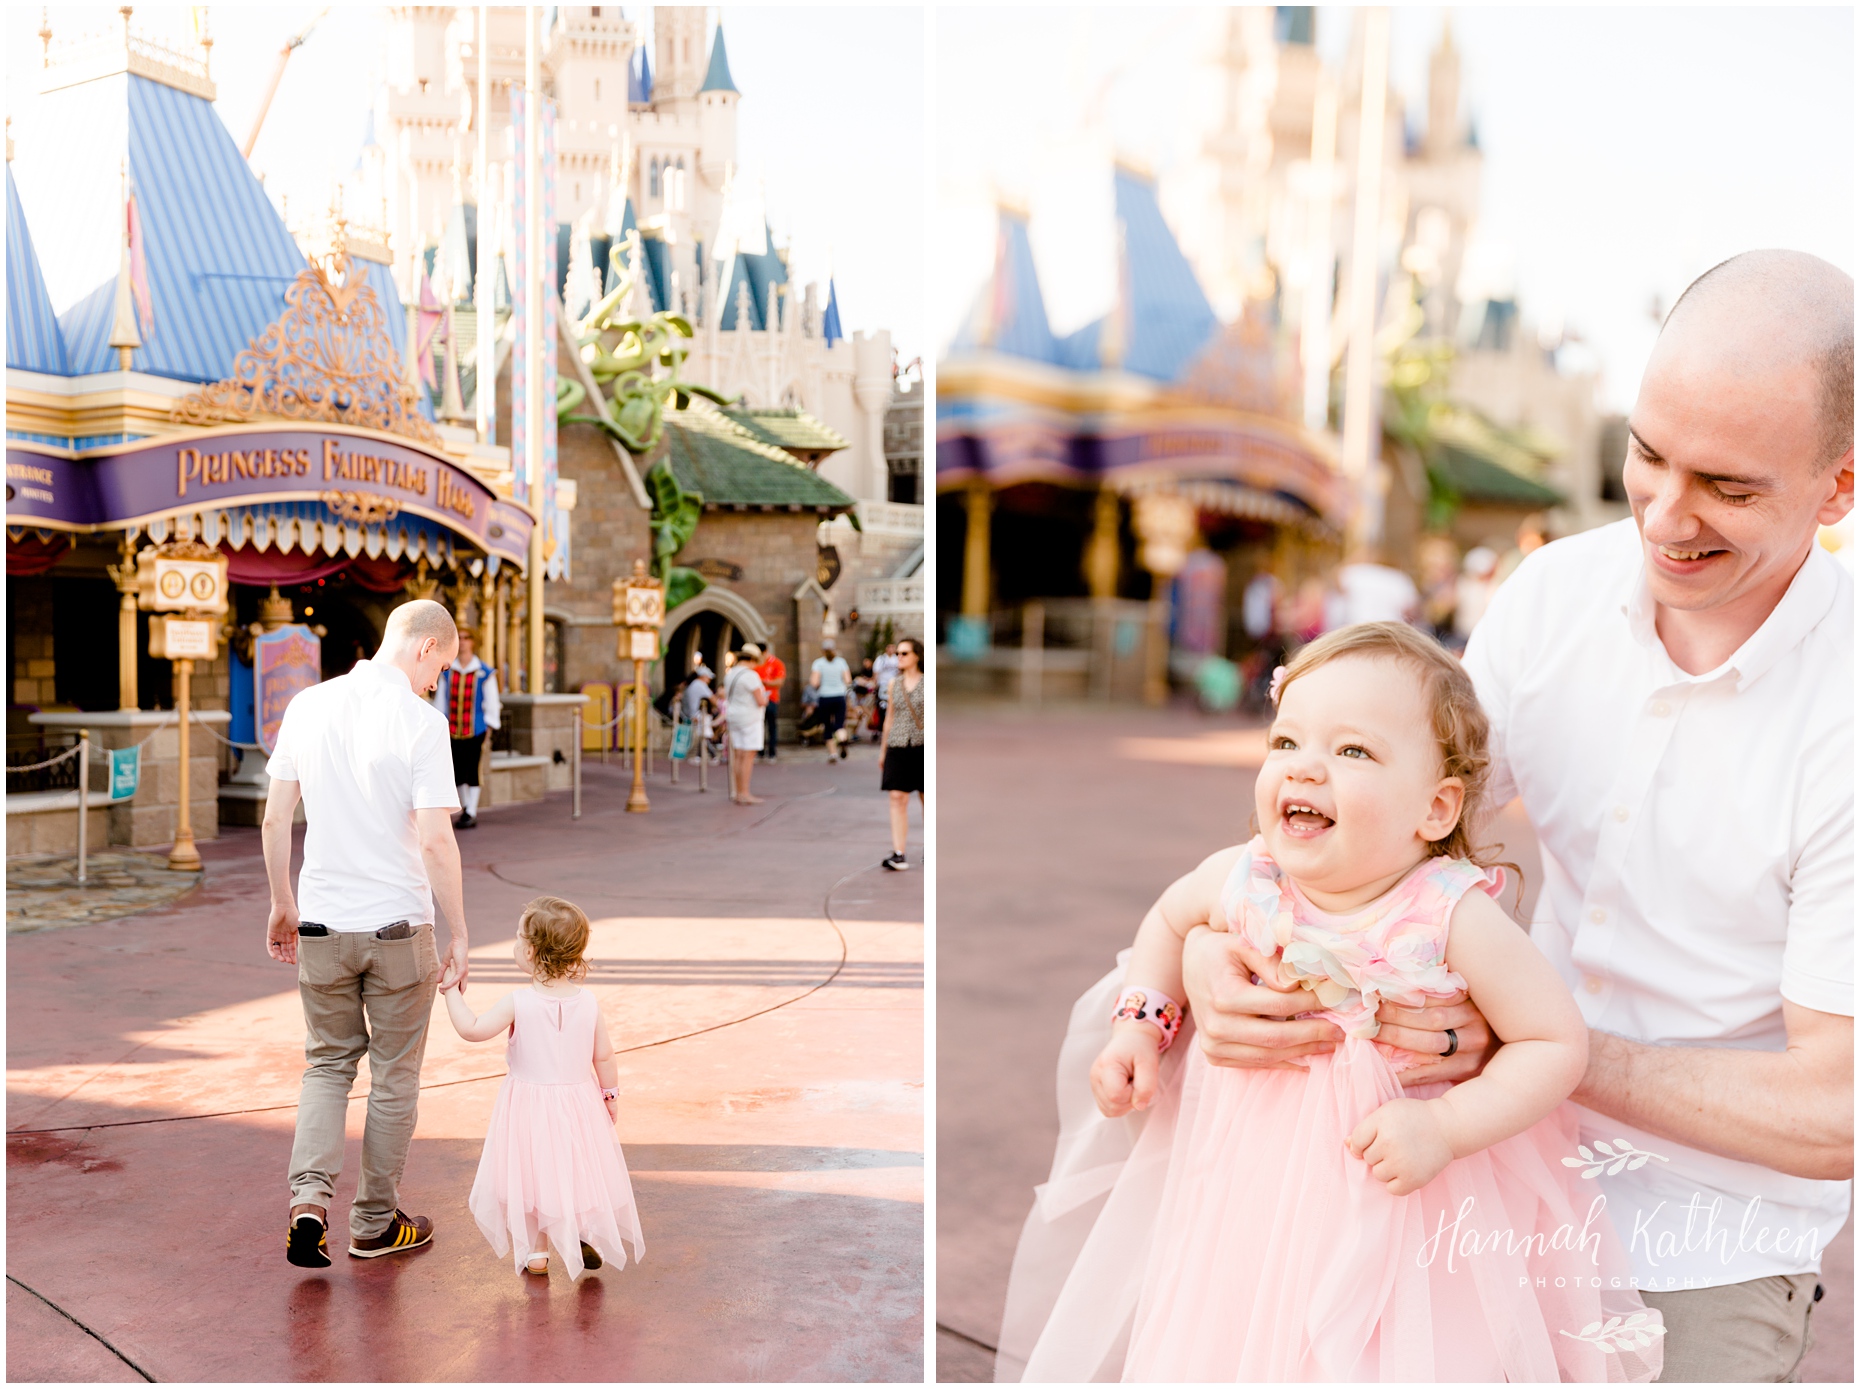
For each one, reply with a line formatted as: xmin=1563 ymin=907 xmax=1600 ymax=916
xmin=1267 ymin=665 xmax=1289 ymax=706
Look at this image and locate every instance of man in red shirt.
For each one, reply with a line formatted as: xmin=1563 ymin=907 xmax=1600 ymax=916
xmin=753 ymin=648 xmax=786 ymax=760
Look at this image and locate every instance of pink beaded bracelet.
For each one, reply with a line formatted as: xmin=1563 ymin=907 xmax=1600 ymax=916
xmin=1112 ymin=986 xmax=1184 ymax=1051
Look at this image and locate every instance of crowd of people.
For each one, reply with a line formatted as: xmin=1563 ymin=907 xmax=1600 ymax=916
xmin=1234 ymin=517 xmax=1549 ymax=709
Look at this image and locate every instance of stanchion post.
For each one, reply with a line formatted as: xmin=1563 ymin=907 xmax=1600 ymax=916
xmin=77 ymin=730 xmax=90 ymax=885
xmin=572 ymin=705 xmax=583 ymax=819
xmin=615 ymin=560 xmax=662 ymax=814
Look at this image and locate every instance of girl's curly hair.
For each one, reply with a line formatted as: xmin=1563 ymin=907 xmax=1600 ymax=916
xmin=1274 ymin=621 xmax=1512 ymax=879
xmin=519 ymin=895 xmax=591 ymax=983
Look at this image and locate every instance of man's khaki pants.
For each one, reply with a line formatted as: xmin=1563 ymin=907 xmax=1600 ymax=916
xmin=287 ymin=924 xmax=439 ymax=1241
xmin=1643 ymin=1273 xmax=1820 ymax=1382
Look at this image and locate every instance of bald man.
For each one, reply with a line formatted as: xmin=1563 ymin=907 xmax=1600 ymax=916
xmin=263 ymin=599 xmax=474 ymax=1266
xmin=1181 ymin=252 xmax=1852 ymax=1380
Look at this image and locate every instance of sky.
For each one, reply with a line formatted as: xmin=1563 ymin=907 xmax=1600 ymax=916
xmin=936 ymin=6 xmax=1854 ymax=412
xmin=6 ymin=5 xmax=926 ymax=363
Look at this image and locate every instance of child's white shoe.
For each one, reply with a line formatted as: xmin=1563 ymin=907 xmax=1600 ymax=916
xmin=525 ymin=1253 xmax=548 ymax=1276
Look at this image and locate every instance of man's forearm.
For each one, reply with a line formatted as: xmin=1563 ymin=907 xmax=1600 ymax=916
xmin=1575 ymin=1029 xmax=1853 ymax=1181
xmin=421 ymin=837 xmax=469 ymax=945
xmin=261 ymin=818 xmax=295 ymax=909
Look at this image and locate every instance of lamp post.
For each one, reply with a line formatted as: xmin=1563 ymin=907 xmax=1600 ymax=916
xmin=1132 ymin=494 xmax=1198 ymax=708
xmin=614 ymin=559 xmax=664 ymax=814
xmin=136 ymin=540 xmax=229 ymax=871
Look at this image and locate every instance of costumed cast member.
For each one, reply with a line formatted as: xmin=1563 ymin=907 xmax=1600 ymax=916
xmin=432 ymin=629 xmax=501 ymax=829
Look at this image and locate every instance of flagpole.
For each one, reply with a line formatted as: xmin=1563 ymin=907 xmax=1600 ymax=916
xmin=525 ymin=4 xmax=545 ymax=694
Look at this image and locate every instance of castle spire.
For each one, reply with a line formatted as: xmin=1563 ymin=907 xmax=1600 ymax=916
xmin=700 ymin=25 xmax=738 ymax=95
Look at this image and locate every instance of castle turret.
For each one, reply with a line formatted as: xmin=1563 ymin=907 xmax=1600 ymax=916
xmin=1425 ymin=16 xmax=1465 ymax=156
xmin=697 ymin=25 xmax=739 ymax=191
xmin=653 ymin=6 xmax=708 ymax=108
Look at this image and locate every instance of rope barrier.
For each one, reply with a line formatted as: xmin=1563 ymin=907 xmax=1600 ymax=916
xmin=8 ymin=712 xmax=255 ymax=776
xmin=184 ymin=714 xmax=262 ymax=752
xmin=6 ymin=744 xmax=83 ymax=774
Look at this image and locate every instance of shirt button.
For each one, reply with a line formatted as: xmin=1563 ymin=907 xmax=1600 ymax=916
xmin=1589 ymin=907 xmax=1606 ymax=924
xmin=1584 ymin=976 xmax=1603 ymax=994
xmin=1650 ymin=701 xmax=1671 ymax=718
xmin=1613 ymin=805 xmax=1629 ymax=823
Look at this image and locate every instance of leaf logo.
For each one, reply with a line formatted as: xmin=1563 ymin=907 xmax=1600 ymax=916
xmin=1561 ymin=1311 xmax=1665 ymax=1353
xmin=1560 ymin=1138 xmax=1670 ymax=1179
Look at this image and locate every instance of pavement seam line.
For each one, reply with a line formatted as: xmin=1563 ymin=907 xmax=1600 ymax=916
xmin=936 ymin=1321 xmax=999 ymax=1354
xmin=6 ymin=1273 xmax=157 ymax=1382
xmin=7 ymin=864 xmax=881 ymax=1139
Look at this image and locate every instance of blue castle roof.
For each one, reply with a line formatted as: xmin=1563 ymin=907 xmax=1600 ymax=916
xmin=1053 ymin=168 xmax=1218 ymax=382
xmin=700 ymin=27 xmax=739 ymax=95
xmin=10 ymin=71 xmax=411 ymax=386
xmin=949 ymin=170 xmax=1216 ymax=384
xmin=717 ymin=225 xmax=787 ymax=331
xmin=946 ymin=206 xmax=1061 ymax=365
xmin=6 ymin=166 xmax=68 ymax=374
xmin=630 ymin=45 xmax=654 ymax=104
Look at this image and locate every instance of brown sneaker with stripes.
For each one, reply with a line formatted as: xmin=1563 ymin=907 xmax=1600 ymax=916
xmin=348 ymin=1209 xmax=433 ymax=1259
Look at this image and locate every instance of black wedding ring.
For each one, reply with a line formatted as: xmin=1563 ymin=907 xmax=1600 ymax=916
xmin=1439 ymin=1027 xmax=1459 ymax=1058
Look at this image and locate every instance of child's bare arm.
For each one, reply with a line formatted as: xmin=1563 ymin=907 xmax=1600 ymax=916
xmin=443 ymin=987 xmax=518 ymax=1043
xmin=1431 ymin=888 xmax=1588 ymax=1150
xmin=1347 ymin=889 xmax=1587 ymax=1194
xmin=1092 ymin=846 xmax=1262 ymax=1117
xmin=591 ymin=1007 xmax=619 ymax=1121
xmin=1122 ymin=844 xmax=1253 ymax=1001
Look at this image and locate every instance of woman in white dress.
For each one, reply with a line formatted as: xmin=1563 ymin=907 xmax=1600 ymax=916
xmin=722 ymin=644 xmax=771 ymax=805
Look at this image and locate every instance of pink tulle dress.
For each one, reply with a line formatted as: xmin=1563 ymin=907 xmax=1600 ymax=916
xmin=997 ymin=840 xmax=1663 ymax=1383
xmin=467 ymin=987 xmax=646 ymax=1280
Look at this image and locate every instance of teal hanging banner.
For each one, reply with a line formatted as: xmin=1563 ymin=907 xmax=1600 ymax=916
xmin=109 ymin=745 xmax=140 ymax=801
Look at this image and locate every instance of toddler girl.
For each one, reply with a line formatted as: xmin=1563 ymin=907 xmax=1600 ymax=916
xmin=999 ymin=622 xmax=1662 ymax=1382
xmin=441 ymin=895 xmax=645 ymax=1280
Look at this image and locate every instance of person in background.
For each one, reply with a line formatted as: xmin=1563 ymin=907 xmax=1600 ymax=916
xmin=1417 ymin=534 xmax=1462 ymax=643
xmin=722 ymin=644 xmax=770 ymax=805
xmin=432 ymin=628 xmax=500 ymax=830
xmin=1336 ymin=553 xmax=1421 ymax=627
xmin=809 ymin=638 xmax=853 ymax=764
xmin=1495 ymin=513 xmax=1550 ymax=587
xmin=753 ymin=645 xmax=786 ymax=760
xmin=682 ymin=661 xmax=714 ymax=725
xmin=878 ymin=638 xmax=925 ymax=871
xmin=1282 ymin=577 xmax=1330 ymax=647
xmin=854 ymin=658 xmax=881 ymax=742
xmin=874 ymin=641 xmax=901 ymax=723
xmin=1238 ymin=571 xmax=1286 ymax=710
xmin=1451 ymin=546 xmax=1501 ymax=648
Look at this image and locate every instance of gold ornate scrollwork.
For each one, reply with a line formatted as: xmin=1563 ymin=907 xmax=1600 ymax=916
xmin=172 ymin=245 xmax=443 ymax=447
xmin=319 ymin=490 xmax=401 ymax=525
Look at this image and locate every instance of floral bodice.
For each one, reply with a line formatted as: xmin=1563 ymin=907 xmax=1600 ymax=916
xmin=1219 ymin=838 xmax=1504 ymax=1062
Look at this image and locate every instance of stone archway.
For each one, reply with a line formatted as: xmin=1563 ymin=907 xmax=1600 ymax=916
xmin=662 ymin=584 xmax=772 ymax=647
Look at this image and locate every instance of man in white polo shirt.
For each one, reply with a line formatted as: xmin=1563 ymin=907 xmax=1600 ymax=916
xmin=262 ymin=599 xmax=472 ymax=1267
xmin=1458 ymin=252 xmax=1852 ymax=1380
xmin=1181 ymin=250 xmax=1852 ymax=1381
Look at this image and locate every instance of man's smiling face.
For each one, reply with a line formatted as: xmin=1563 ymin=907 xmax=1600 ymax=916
xmin=1624 ymin=254 xmax=1854 ymax=621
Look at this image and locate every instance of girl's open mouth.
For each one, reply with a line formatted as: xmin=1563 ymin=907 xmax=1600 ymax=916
xmin=1280 ymin=802 xmax=1335 ymax=839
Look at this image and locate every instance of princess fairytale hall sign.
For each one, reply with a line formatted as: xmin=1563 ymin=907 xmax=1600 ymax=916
xmin=3 ymin=425 xmax=532 ymax=570
xmin=255 ymin=625 xmax=321 ymax=755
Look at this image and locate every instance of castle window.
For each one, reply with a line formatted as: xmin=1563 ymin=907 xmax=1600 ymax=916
xmin=649 ymin=156 xmax=661 ymax=198
xmin=594 ymin=78 xmax=601 ymax=102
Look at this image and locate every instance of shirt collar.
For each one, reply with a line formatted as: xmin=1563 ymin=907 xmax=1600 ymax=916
xmin=353 ymin=657 xmax=415 ymax=694
xmin=1622 ymin=542 xmax=1842 ymax=691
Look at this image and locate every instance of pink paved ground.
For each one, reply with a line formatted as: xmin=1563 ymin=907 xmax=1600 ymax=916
xmin=8 ymin=744 xmax=923 ymax=1382
xmin=935 ymin=702 xmax=1852 ymax=1383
